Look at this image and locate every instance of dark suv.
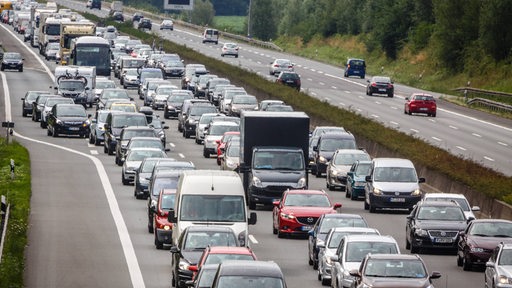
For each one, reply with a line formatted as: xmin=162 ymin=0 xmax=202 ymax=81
xmin=312 ymin=132 xmax=357 ymax=177
xmin=276 ymin=71 xmax=301 ymax=91
xmin=103 ymin=112 xmax=148 ymax=155
xmin=138 ymin=19 xmax=152 ymax=30
xmin=1 ymin=52 xmax=24 ymax=72
xmin=343 ymin=58 xmax=366 ymax=79
xmin=406 ymin=200 xmax=470 ymax=253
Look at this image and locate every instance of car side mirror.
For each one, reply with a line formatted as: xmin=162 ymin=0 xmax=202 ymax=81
xmin=472 ymin=206 xmax=480 ymax=212
xmin=168 ymin=210 xmax=177 ymax=223
xmin=405 ymin=97 xmax=409 ymax=100
xmin=163 ymin=126 xmax=169 ymax=129
xmin=467 ymin=217 xmax=475 ymax=223
xmin=169 ymin=245 xmax=179 ymax=253
xmin=418 ymin=177 xmax=426 ymax=183
xmin=349 ymin=269 xmax=361 ymax=277
xmin=317 ymin=243 xmax=325 ymax=249
xmin=248 ymin=212 xmax=257 ymax=225
xmin=333 ymin=203 xmax=342 ymax=209
xmin=272 ymin=200 xmax=280 ymax=206
xmin=429 ymin=271 xmax=442 ymax=280
xmin=165 ymin=148 xmax=171 ymax=152
xmin=313 ymin=146 xmax=318 ymax=152
xmin=365 ymin=175 xmax=372 ymax=182
xmin=366 ymin=80 xmax=370 ymax=83
xmin=486 ymin=261 xmax=494 ymax=268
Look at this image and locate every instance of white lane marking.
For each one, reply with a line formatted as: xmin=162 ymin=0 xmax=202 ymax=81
xmin=339 ymin=102 xmax=345 ymax=106
xmin=90 ymin=150 xmax=99 ymax=155
xmin=498 ymin=142 xmax=508 ymax=147
xmin=484 ymin=156 xmax=495 ymax=162
xmin=356 ymin=108 xmax=362 ymax=112
xmin=472 ymin=133 xmax=482 ymax=138
xmin=87 ymin=143 xmax=95 ymax=148
xmin=249 ymin=234 xmax=258 ymax=244
xmin=169 ymin=143 xmax=176 ymax=148
xmin=345 ymin=91 xmax=352 ymax=94
xmin=410 ymin=129 xmax=419 ymax=133
xmin=390 ymin=121 xmax=399 ymax=126
xmin=432 ymin=137 xmax=442 ymax=142
xmin=311 ymin=69 xmax=316 ymax=72
xmin=1 ymin=27 xmax=146 ymax=288
xmin=317 ymin=71 xmax=324 ymax=74
xmin=456 ymin=146 xmax=467 ymax=151
xmin=371 ymin=114 xmax=379 ymax=118
xmin=449 ymin=125 xmax=458 ymax=130
xmin=311 ymin=92 xmax=317 ymax=96
xmin=331 ymin=86 xmax=337 ymax=89
xmin=319 ymin=82 xmax=325 ymax=86
xmin=307 ymin=78 xmax=313 ymax=81
xmin=391 ymin=106 xmax=397 ymax=110
xmin=178 ymin=153 xmax=185 ymax=158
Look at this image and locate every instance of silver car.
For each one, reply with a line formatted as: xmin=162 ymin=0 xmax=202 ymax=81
xmin=227 ymin=94 xmax=258 ymax=117
xmin=160 ymin=19 xmax=174 ymax=30
xmin=485 ymin=242 xmax=512 ymax=288
xmin=269 ymin=58 xmax=294 ymax=76
xmin=317 ymin=227 xmax=380 ymax=286
xmin=221 ymin=43 xmax=239 ymax=58
xmin=326 ymin=149 xmax=371 ymax=191
xmin=122 ymin=148 xmax=167 ymax=185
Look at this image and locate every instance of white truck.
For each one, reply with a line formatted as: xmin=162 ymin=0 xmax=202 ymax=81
xmin=109 ymin=1 xmax=123 ymax=15
xmin=54 ymin=66 xmax=97 ymax=107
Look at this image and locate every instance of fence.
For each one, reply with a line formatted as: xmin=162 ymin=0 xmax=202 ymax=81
xmin=453 ymin=87 xmax=512 ymax=113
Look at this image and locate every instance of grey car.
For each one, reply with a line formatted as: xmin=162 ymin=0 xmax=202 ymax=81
xmin=89 ymin=110 xmax=110 ymax=146
xmin=269 ymin=58 xmax=294 ymax=76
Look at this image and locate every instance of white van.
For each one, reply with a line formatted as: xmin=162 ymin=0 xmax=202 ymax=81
xmin=169 ymin=170 xmax=257 ymax=247
xmin=202 ymin=28 xmax=219 ymax=44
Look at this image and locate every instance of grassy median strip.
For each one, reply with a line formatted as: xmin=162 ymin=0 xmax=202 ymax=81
xmin=0 ymin=138 xmax=31 ymax=288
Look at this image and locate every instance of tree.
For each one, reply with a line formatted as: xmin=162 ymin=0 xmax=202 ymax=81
xmin=479 ymin=0 xmax=512 ymax=61
xmin=249 ymin=0 xmax=276 ymax=40
xmin=190 ymin=0 xmax=215 ymax=26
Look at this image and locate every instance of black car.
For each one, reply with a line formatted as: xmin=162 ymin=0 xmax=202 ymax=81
xmin=1 ymin=52 xmax=24 ymax=72
xmin=21 ymin=91 xmax=50 ymax=117
xmin=182 ymin=104 xmax=218 ymax=139
xmin=164 ymin=93 xmax=193 ymax=119
xmin=276 ymin=71 xmax=301 ymax=91
xmin=103 ymin=112 xmax=148 ymax=155
xmin=138 ymin=19 xmax=152 ymax=30
xmin=160 ymin=59 xmax=185 ymax=78
xmin=134 ymin=157 xmax=171 ymax=200
xmin=406 ymin=200 xmax=470 ymax=253
xmin=132 ymin=12 xmax=144 ymax=22
xmin=111 ymin=11 xmax=124 ymax=22
xmin=366 ymin=76 xmax=394 ymax=97
xmin=307 ymin=213 xmax=369 ymax=269
xmin=211 ymin=260 xmax=287 ymax=288
xmin=46 ymin=104 xmax=91 ymax=138
xmin=170 ymin=226 xmax=239 ymax=288
xmin=32 ymin=94 xmax=58 ymax=122
xmin=312 ymin=131 xmax=357 ymax=177
xmin=115 ymin=126 xmax=158 ymax=165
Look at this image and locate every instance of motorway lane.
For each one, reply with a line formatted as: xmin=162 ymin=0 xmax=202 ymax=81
xmin=0 ymin=14 xmax=489 ymax=288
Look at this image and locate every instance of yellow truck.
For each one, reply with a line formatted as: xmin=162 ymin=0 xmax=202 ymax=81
xmin=59 ymin=20 xmax=96 ymax=65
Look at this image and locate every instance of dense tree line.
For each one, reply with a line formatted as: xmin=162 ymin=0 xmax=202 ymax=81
xmin=247 ymin=0 xmax=512 ymax=72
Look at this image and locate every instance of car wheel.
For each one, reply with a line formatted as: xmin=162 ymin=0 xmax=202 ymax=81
xmin=203 ymin=149 xmax=209 ymax=158
xmin=431 ymin=113 xmax=436 ymax=117
xmin=328 ymin=183 xmax=334 ymax=191
xmin=360 ymin=75 xmax=365 ymax=79
xmin=321 ymin=276 xmax=330 ymax=286
xmin=462 ymin=255 xmax=472 ymax=271
xmin=345 ymin=188 xmax=351 ymax=198
xmin=89 ymin=134 xmax=94 ymax=144
xmin=369 ymin=203 xmax=376 ymax=213
xmin=184 ymin=131 xmax=190 ymax=139
xmin=104 ymin=143 xmax=108 ymax=154
xmin=408 ymin=110 xmax=412 ymax=115
xmin=115 ymin=156 xmax=120 ymax=166
xmin=40 ymin=121 xmax=46 ymax=128
xmin=22 ymin=110 xmax=27 ymax=117
xmin=350 ymin=191 xmax=357 ymax=201
xmin=277 ymin=229 xmax=285 ymax=238
xmin=272 ymin=222 xmax=277 ymax=234
xmin=388 ymin=93 xmax=393 ymax=98
xmin=155 ymin=228 xmax=163 ymax=249
xmin=248 ymin=199 xmax=256 ymax=210
xmin=19 ymin=66 xmax=23 ymax=72
xmin=406 ymin=238 xmax=411 ymax=250
xmin=108 ymin=144 xmax=114 ymax=155
xmin=313 ymin=259 xmax=318 ymax=270
xmin=94 ymin=136 xmax=101 ymax=146
xmin=195 ymin=138 xmax=200 ymax=144
xmin=410 ymin=241 xmax=419 ymax=253
xmin=316 ymin=169 xmax=322 ymax=178
xmin=47 ymin=128 xmax=52 ymax=136
xmin=0 ymin=65 xmax=4 ymax=71
xmin=457 ymin=253 xmax=463 ymax=266
xmin=121 ymin=173 xmax=129 ymax=185
xmin=368 ymin=89 xmax=372 ymax=96
xmin=364 ymin=199 xmax=369 ymax=210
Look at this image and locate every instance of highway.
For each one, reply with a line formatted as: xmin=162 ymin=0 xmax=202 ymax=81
xmin=0 ymin=4 xmax=505 ymax=288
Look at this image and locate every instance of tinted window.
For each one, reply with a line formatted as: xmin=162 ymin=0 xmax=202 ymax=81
xmin=345 ymin=242 xmax=398 ymax=262
xmin=373 ymin=167 xmax=417 ymax=182
xmin=180 ymin=195 xmax=246 ymax=222
xmin=364 ymin=259 xmax=426 ymax=278
xmin=319 ymin=218 xmax=368 ymax=233
xmin=284 ymin=194 xmax=330 ymax=207
xmin=184 ymin=231 xmax=237 ymax=250
xmin=217 ymin=276 xmax=284 ymax=288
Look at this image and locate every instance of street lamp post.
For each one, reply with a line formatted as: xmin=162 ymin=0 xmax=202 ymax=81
xmin=247 ymin=0 xmax=252 ymax=38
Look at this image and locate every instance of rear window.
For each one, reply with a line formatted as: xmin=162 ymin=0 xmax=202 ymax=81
xmin=349 ymin=60 xmax=365 ymax=66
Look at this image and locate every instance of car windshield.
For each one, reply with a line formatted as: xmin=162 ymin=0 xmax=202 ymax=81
xmin=232 ymin=96 xmax=257 ymax=105
xmin=373 ymin=77 xmax=391 ymax=83
xmin=58 ymin=106 xmax=86 ymax=117
xmin=416 ymin=206 xmax=465 ymax=221
xmin=141 ymin=71 xmax=163 ymax=79
xmin=96 ymin=81 xmax=116 ymax=89
xmin=350 ymin=60 xmax=365 ymax=66
xmin=197 ymin=269 xmax=216 ymax=287
xmin=129 ymin=140 xmax=162 ymax=150
xmin=319 ymin=139 xmax=356 ymax=151
xmin=165 ymin=60 xmax=183 ymax=67
xmin=499 ymin=249 xmax=512 ymax=265
xmin=217 ymin=276 xmax=284 ymax=288
xmin=204 ymin=253 xmax=254 ymax=265
xmin=469 ymin=222 xmax=512 ymax=237
xmin=103 ymin=90 xmax=130 ymax=100
xmin=180 ymin=195 xmax=246 ymax=222
xmin=124 ymin=130 xmax=156 ymax=140
xmin=209 ymin=125 xmax=239 ymax=136
xmin=112 ymin=115 xmax=146 ymax=128
xmin=96 ymin=112 xmax=109 ymax=122
xmin=59 ymin=80 xmax=85 ymax=91
xmin=319 ymin=218 xmax=368 ymax=233
xmin=125 ymin=69 xmax=138 ymax=76
xmin=160 ymin=194 xmax=175 ymax=210
xmin=334 ymin=153 xmax=371 ymax=165
xmin=184 ymin=231 xmax=238 ymax=250
xmin=4 ymin=53 xmax=21 ymax=60
xmin=111 ymin=104 xmax=136 ymax=112
xmin=328 ymin=231 xmax=379 ymax=248
xmin=226 ymin=144 xmax=239 ymax=157
xmin=156 ymin=87 xmax=175 ymax=95
xmin=284 ymin=194 xmax=330 ymax=207
xmin=253 ymin=151 xmax=304 ymax=170
xmin=126 ymin=150 xmax=164 ymax=161
xmin=46 ymin=98 xmax=72 ymax=107
xmin=355 ymin=163 xmax=371 ymax=176
xmin=152 ymin=177 xmax=179 ymax=196
xmin=373 ymin=167 xmax=417 ymax=182
xmin=190 ymin=106 xmax=217 ymax=116
xmin=364 ymin=259 xmax=426 ymax=278
xmin=346 ymin=242 xmax=399 ymax=262
xmin=276 ymin=59 xmax=291 ymax=66
xmin=225 ymin=90 xmax=246 ymax=99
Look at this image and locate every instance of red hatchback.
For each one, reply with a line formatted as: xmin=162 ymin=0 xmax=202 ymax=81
xmin=404 ymin=93 xmax=437 ymax=117
xmin=189 ymin=246 xmax=257 ymax=279
xmin=216 ymin=131 xmax=240 ymax=165
xmin=273 ymin=189 xmax=342 ymax=238
xmin=153 ymin=188 xmax=175 ymax=249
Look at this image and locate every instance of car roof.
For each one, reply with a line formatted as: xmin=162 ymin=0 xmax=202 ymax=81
xmin=423 ymin=193 xmax=467 ymax=199
xmin=372 ymin=158 xmax=414 ymax=168
xmin=319 ymin=131 xmax=354 ymax=139
xmin=128 ymin=137 xmax=160 ymax=141
xmin=217 ymin=260 xmax=283 ymax=277
xmin=210 ymin=121 xmax=239 ymax=127
xmin=321 ymin=213 xmax=365 ymax=220
xmin=122 ymin=126 xmax=153 ymax=132
xmin=207 ymin=246 xmax=254 ymax=255
xmin=285 ymin=189 xmax=327 ymax=195
xmin=343 ymin=234 xmax=397 ymax=243
xmin=330 ymin=227 xmax=379 ymax=234
xmin=367 ymin=253 xmax=421 ymax=261
xmin=335 ymin=149 xmax=367 ymax=155
xmin=417 ymin=200 xmax=462 ymax=207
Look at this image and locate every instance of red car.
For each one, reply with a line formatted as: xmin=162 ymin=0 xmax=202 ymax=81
xmin=272 ymin=189 xmax=342 ymax=238
xmin=216 ymin=131 xmax=240 ymax=165
xmin=189 ymin=246 xmax=257 ymax=279
xmin=153 ymin=188 xmax=175 ymax=249
xmin=404 ymin=93 xmax=437 ymax=117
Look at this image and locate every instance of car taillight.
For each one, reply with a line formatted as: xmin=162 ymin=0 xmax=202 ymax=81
xmin=371 ymin=83 xmax=377 ymax=87
xmin=288 ymin=66 xmax=293 ymax=69
xmin=347 ymin=64 xmax=351 ymax=68
xmin=274 ymin=64 xmax=279 ymax=67
xmin=387 ymin=84 xmax=393 ymax=88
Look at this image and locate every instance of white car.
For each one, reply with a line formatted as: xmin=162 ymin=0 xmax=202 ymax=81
xmin=160 ymin=19 xmax=174 ymax=30
xmin=221 ymin=43 xmax=239 ymax=58
xmin=203 ymin=121 xmax=239 ymax=158
xmin=422 ymin=193 xmax=480 ymax=220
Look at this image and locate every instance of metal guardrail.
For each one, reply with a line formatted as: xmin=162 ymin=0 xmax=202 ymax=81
xmin=467 ymin=98 xmax=512 ymax=113
xmin=453 ymin=87 xmax=512 ymax=98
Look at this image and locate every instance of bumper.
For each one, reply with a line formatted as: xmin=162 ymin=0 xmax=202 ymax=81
xmin=411 ymin=235 xmax=458 ymax=250
xmin=465 ymin=251 xmax=491 ymax=266
xmin=249 ymin=185 xmax=297 ymax=205
xmin=156 ymin=228 xmax=172 ymax=245
xmin=177 ymin=269 xmax=193 ymax=287
xmin=350 ymin=186 xmax=366 ymax=199
xmin=327 ymin=174 xmax=346 ymax=188
xmin=316 ymin=162 xmax=328 ymax=174
xmin=369 ymin=194 xmax=421 ymax=210
xmin=152 ymin=102 xmax=165 ymax=110
xmin=124 ymin=171 xmax=136 ymax=182
xmin=54 ymin=125 xmax=90 ymax=136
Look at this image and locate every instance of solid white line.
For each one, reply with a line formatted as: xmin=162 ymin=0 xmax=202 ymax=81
xmin=484 ymin=156 xmax=495 ymax=162
xmin=390 ymin=121 xmax=399 ymax=126
xmin=248 ymin=234 xmax=258 ymax=244
xmin=339 ymin=102 xmax=345 ymax=106
xmin=169 ymin=143 xmax=176 ymax=148
xmin=390 ymin=106 xmax=397 ymax=110
xmin=498 ymin=142 xmax=508 ymax=147
xmin=411 ymin=129 xmax=419 ymax=133
xmin=1 ymin=26 xmax=146 ymax=287
xmin=319 ymin=82 xmax=325 ymax=85
xmin=456 ymin=146 xmax=467 ymax=151
xmin=371 ymin=114 xmax=379 ymax=118
xmin=331 ymin=86 xmax=337 ymax=89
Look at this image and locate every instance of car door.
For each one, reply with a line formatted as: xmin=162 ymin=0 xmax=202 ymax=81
xmin=405 ymin=205 xmax=418 ymax=243
xmin=332 ymin=238 xmax=346 ymax=288
xmin=308 ymin=215 xmax=322 ymax=262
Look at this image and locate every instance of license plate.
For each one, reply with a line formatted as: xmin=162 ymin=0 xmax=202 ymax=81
xmin=435 ymin=238 xmax=453 ymax=243
xmin=390 ymin=197 xmax=405 ymax=202
xmin=354 ymin=71 xmax=359 ymax=74
xmin=419 ymin=108 xmax=428 ymax=111
xmin=286 ymin=80 xmax=295 ymax=83
xmin=302 ymin=225 xmax=313 ymax=231
xmin=379 ymin=89 xmax=387 ymax=92
xmin=68 ymin=127 xmax=79 ymax=131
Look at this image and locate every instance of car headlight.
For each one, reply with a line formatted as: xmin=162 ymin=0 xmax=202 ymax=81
xmin=163 ymin=225 xmax=171 ymax=230
xmin=354 ymin=181 xmax=365 ymax=187
xmin=280 ymin=212 xmax=295 ymax=219
xmin=56 ymin=119 xmax=63 ymax=125
xmin=188 ymin=119 xmax=196 ymax=124
xmin=470 ymin=247 xmax=484 ymax=253
xmin=316 ymin=238 xmax=324 ymax=247
xmin=499 ymin=275 xmax=512 ymax=284
xmin=414 ymin=228 xmax=428 ymax=237
xmin=325 ymin=255 xmax=332 ymax=265
xmin=330 ymin=168 xmax=338 ymax=176
xmin=297 ymin=177 xmax=306 ymax=188
xmin=252 ymin=176 xmax=262 ymax=188
xmin=372 ymin=187 xmax=382 ymax=195
xmin=238 ymin=231 xmax=246 ymax=247
xmin=411 ymin=188 xmax=421 ymax=196
xmin=178 ymin=259 xmax=190 ymax=271
xmin=150 ymin=199 xmax=157 ymax=209
xmin=318 ymin=156 xmax=327 ymax=163
xmin=226 ymin=159 xmax=237 ymax=169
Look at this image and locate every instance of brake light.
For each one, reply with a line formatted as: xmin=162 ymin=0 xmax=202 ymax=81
xmin=387 ymin=84 xmax=393 ymax=88
xmin=274 ymin=64 xmax=279 ymax=67
xmin=371 ymin=83 xmax=377 ymax=87
xmin=347 ymin=64 xmax=351 ymax=68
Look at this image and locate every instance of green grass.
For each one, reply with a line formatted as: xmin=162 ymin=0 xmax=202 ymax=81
xmin=0 ymin=138 xmax=31 ymax=288
xmin=213 ymin=16 xmax=246 ymax=35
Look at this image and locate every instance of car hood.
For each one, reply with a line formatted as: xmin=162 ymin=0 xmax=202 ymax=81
xmin=331 ymin=164 xmax=351 ymax=174
xmin=181 ymin=250 xmax=203 ymax=265
xmin=415 ymin=219 xmax=467 ymax=231
xmin=362 ymin=277 xmax=430 ymax=288
xmin=281 ymin=206 xmax=336 ymax=217
xmin=372 ymin=182 xmax=419 ymax=192
xmin=467 ymin=236 xmax=512 ymax=249
xmin=319 ymin=151 xmax=335 ymax=160
xmin=124 ymin=160 xmax=142 ymax=169
xmin=497 ymin=265 xmax=512 ymax=278
xmin=253 ymin=169 xmax=304 ymax=183
xmin=59 ymin=116 xmax=87 ymax=122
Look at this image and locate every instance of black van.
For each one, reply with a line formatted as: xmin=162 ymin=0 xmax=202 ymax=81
xmin=344 ymin=58 xmax=366 ymax=79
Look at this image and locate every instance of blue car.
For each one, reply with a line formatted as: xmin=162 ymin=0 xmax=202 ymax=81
xmin=343 ymin=58 xmax=366 ymax=79
xmin=346 ymin=160 xmax=372 ymax=200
